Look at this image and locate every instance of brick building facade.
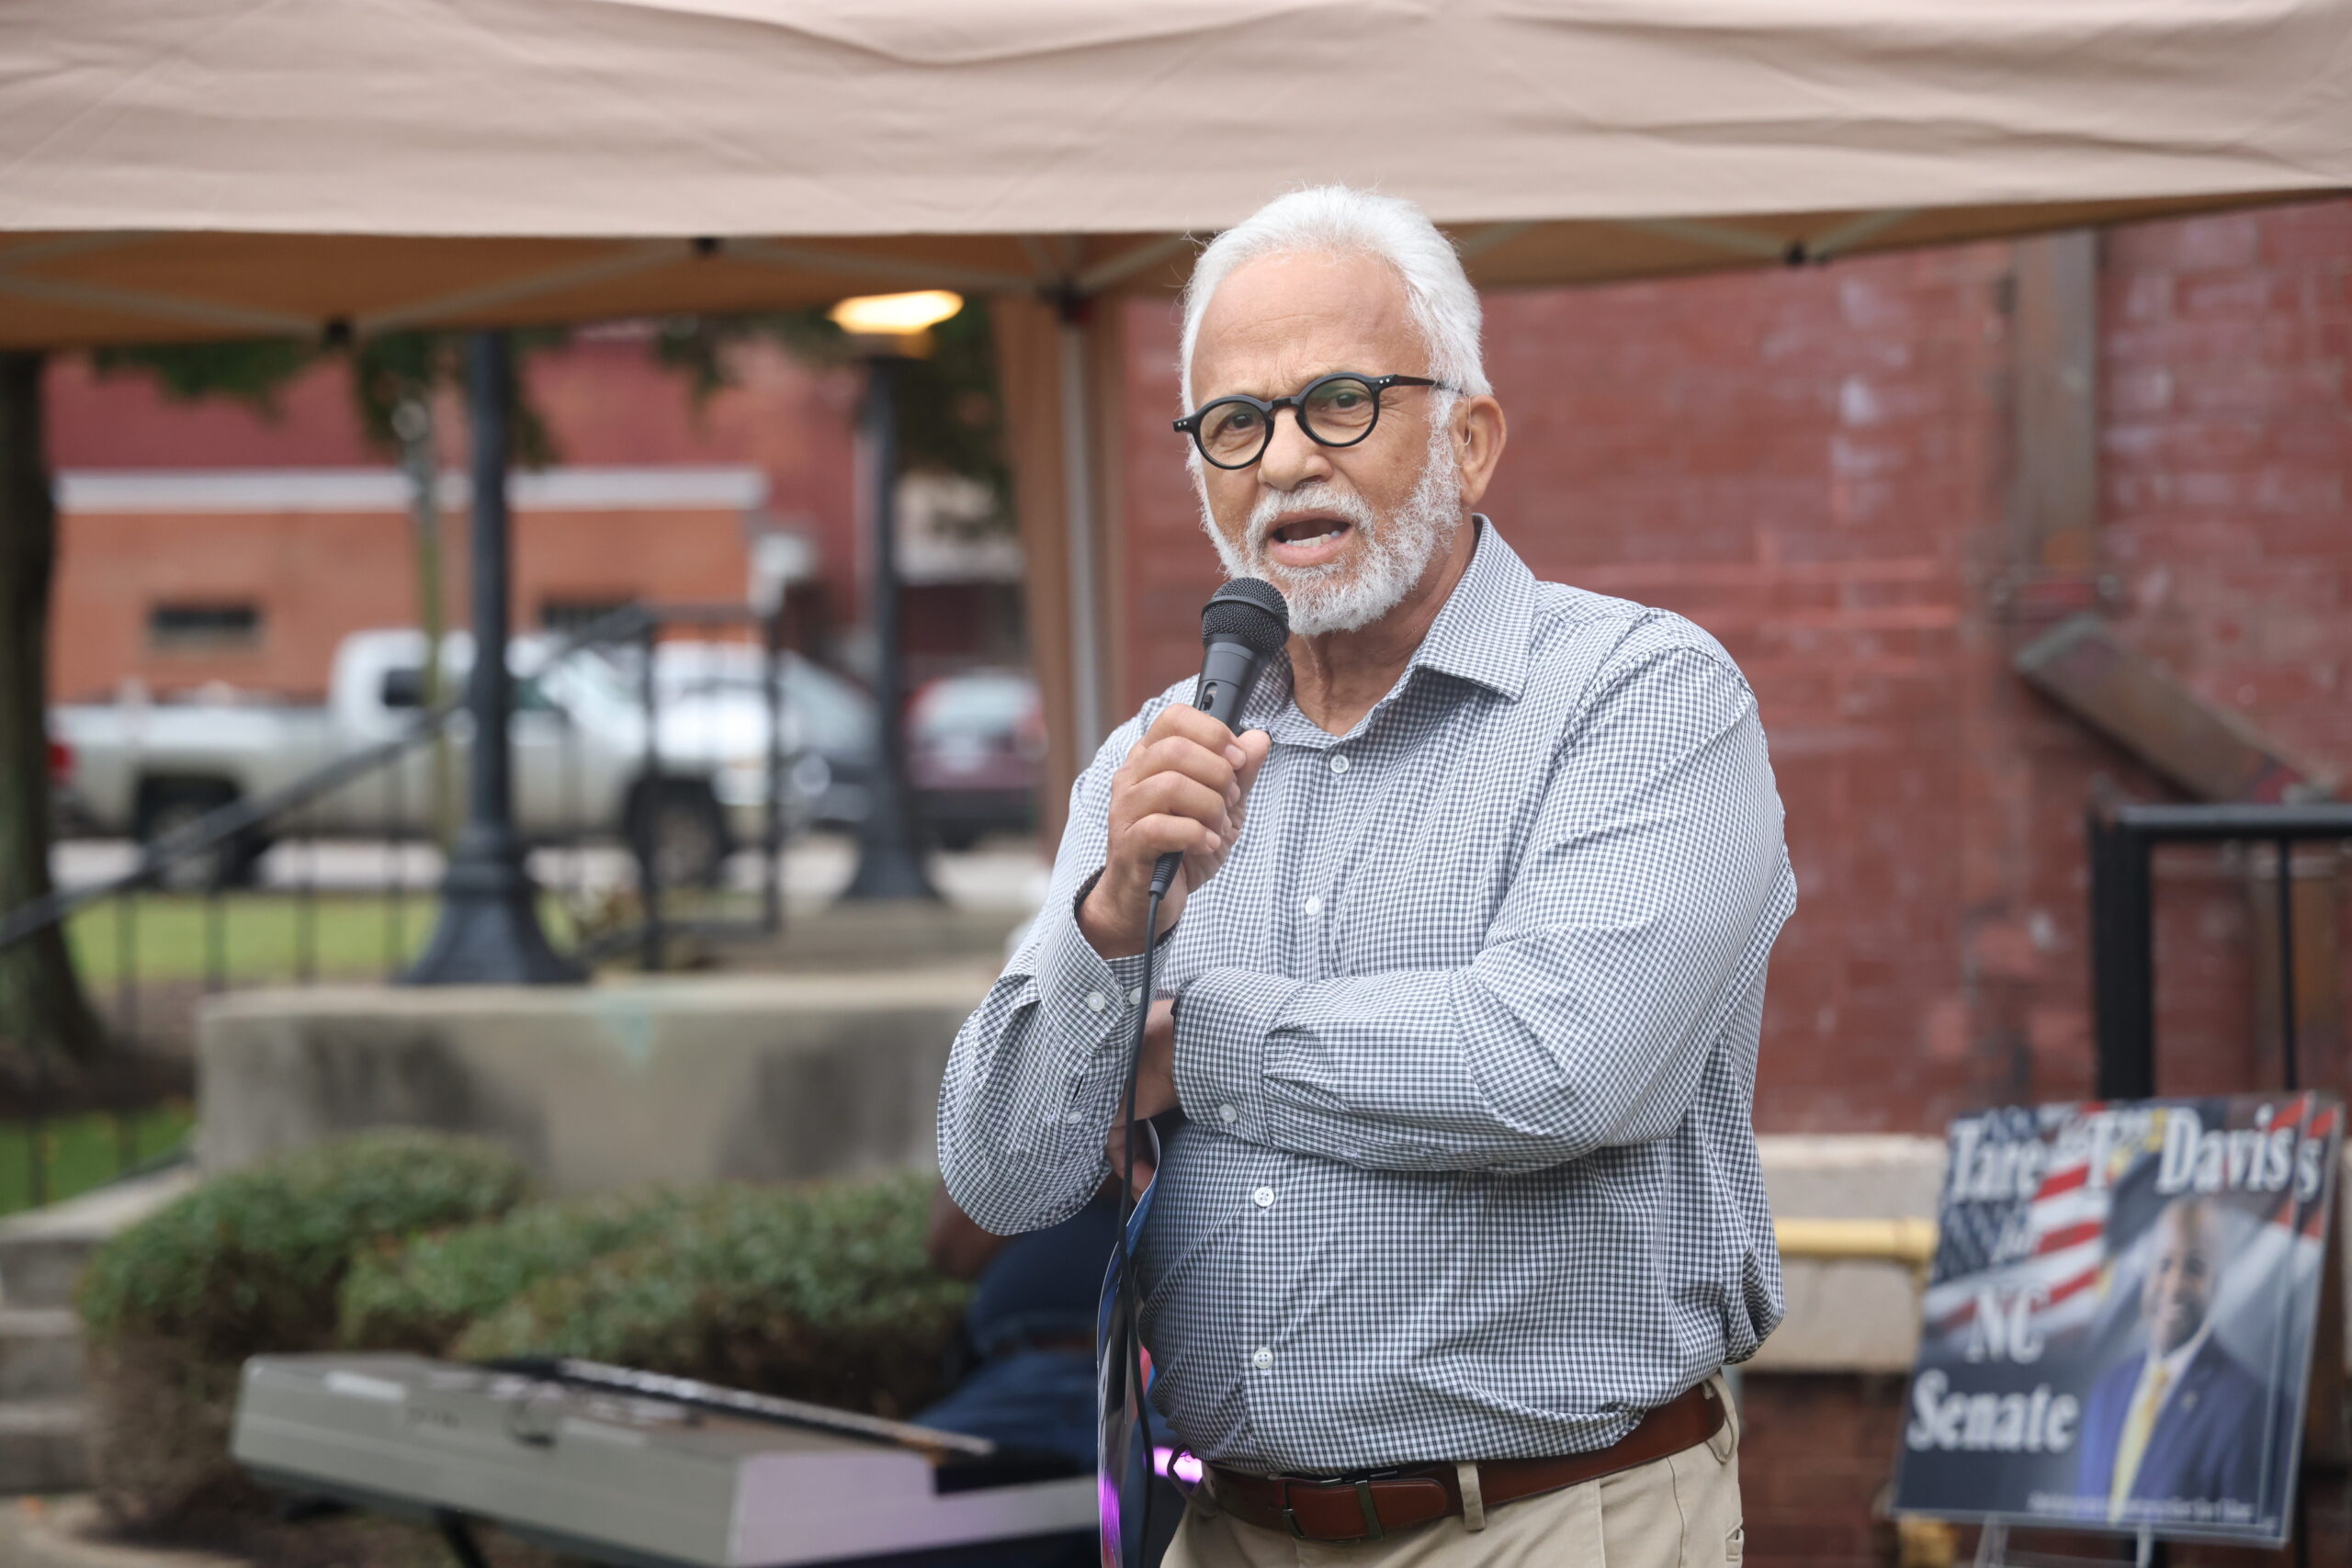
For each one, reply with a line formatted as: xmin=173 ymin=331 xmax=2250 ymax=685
xmin=41 ymin=329 xmax=1025 ymax=703
xmin=1110 ymin=198 xmax=2351 ymax=1145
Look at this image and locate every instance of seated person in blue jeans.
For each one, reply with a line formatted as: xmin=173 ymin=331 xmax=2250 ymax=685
xmin=917 ymin=1177 xmax=1118 ymax=1470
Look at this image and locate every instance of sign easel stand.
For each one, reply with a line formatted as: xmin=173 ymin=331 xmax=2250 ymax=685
xmin=1973 ymin=1523 xmax=2154 ymax=1568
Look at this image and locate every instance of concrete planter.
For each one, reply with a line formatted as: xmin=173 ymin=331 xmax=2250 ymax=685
xmin=195 ymin=968 xmax=996 ymax=1195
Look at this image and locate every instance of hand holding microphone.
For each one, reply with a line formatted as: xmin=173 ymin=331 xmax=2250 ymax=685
xmin=1079 ymin=579 xmax=1288 ymax=959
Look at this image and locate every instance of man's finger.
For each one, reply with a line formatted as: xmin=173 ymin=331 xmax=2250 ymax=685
xmin=1127 ymin=813 xmax=1221 ymax=860
xmin=1125 ymin=774 xmax=1231 ymax=837
xmin=1144 ymin=703 xmax=1239 ymax=755
xmin=1107 ymin=1134 xmax=1156 ymax=1194
xmin=1129 ymin=735 xmax=1238 ymax=797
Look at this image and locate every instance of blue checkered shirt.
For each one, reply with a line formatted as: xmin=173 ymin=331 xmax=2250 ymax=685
xmin=938 ymin=521 xmax=1795 ymax=1472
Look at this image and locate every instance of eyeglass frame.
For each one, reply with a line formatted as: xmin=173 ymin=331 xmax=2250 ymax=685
xmin=1172 ymin=372 xmax=1453 ymax=470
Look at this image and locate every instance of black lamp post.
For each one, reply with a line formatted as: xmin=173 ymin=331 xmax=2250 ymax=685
xmin=842 ymin=344 xmax=941 ymax=901
xmin=403 ymin=331 xmax=584 ymax=983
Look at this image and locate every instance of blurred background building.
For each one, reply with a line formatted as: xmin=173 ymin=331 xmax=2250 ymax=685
xmin=44 ymin=327 xmax=1028 ymax=704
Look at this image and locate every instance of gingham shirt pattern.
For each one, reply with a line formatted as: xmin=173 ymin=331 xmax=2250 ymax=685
xmin=938 ymin=521 xmax=1795 ymax=1473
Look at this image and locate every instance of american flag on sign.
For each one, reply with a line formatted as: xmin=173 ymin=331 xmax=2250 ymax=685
xmin=2219 ymin=1095 xmax=2335 ymax=1292
xmin=1923 ymin=1098 xmax=2335 ymax=1351
xmin=1922 ymin=1104 xmax=2139 ymax=1347
xmin=1925 ymin=1108 xmax=2036 ymax=1283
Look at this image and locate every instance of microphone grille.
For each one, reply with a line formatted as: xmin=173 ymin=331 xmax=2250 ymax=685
xmin=1200 ymin=578 xmax=1290 ymax=654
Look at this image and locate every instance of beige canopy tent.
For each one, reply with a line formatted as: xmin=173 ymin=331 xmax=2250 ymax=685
xmin=6 ymin=0 xmax=2348 ymax=801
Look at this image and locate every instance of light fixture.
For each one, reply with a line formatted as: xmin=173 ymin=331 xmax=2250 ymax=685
xmin=827 ymin=289 xmax=964 ymax=337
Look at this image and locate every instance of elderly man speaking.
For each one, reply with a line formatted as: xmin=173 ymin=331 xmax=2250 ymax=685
xmin=940 ymin=186 xmax=1794 ymax=1566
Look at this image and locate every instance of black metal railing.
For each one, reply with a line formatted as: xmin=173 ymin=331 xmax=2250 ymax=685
xmin=0 ymin=602 xmax=802 ymax=1213
xmin=2088 ymin=798 xmax=2352 ymax=1099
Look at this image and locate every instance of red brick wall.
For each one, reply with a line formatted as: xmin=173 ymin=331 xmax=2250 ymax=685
xmin=1738 ymin=1375 xmax=1908 ymax=1568
xmin=2101 ymin=204 xmax=2352 ymax=1113
xmin=50 ymin=506 xmax=763 ymax=704
xmin=1113 ymin=197 xmax=2352 ymax=1137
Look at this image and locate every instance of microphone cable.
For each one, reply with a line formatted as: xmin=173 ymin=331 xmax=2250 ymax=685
xmin=1112 ymin=882 xmax=1167 ymax=1567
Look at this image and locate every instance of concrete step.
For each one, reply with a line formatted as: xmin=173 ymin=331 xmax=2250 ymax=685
xmin=0 ymin=1237 xmax=94 ymax=1314
xmin=0 ymin=1312 xmax=83 ymax=1402
xmin=0 ymin=1168 xmax=197 ymax=1309
xmin=0 ymin=1401 xmax=90 ymax=1494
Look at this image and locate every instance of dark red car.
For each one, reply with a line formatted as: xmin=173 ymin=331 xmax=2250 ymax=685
xmin=907 ymin=669 xmax=1043 ymax=851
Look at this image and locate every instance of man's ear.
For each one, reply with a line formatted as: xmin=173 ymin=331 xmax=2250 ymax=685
xmin=1454 ymin=394 xmax=1507 ymax=510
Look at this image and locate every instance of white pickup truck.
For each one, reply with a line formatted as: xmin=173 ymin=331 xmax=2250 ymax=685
xmin=52 ymin=629 xmax=876 ymax=888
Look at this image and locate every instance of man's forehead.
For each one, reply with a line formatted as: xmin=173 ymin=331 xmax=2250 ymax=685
xmin=1191 ymin=250 xmax=1421 ymax=397
xmin=2158 ymin=1204 xmax=2214 ymax=1251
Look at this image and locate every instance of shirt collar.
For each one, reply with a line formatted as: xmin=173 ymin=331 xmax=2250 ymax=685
xmin=2151 ymin=1321 xmax=2212 ymax=1385
xmin=1403 ymin=517 xmax=1537 ymax=703
xmin=1236 ymin=516 xmax=1538 ymax=741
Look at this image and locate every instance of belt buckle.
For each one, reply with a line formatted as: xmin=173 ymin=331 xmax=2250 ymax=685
xmin=1281 ymin=1478 xmax=1385 ymax=1542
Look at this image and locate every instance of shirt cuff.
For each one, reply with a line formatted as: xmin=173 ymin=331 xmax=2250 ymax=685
xmin=1032 ymin=866 xmax=1159 ymax=1053
xmin=1170 ymin=965 xmax=1303 ymax=1142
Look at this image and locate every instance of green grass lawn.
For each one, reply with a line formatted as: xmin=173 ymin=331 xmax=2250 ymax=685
xmin=62 ymin=893 xmax=585 ymax=988
xmin=0 ymin=1103 xmax=195 ymax=1216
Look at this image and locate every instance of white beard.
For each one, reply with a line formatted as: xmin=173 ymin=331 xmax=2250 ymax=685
xmin=1195 ymin=409 xmax=1464 ymax=637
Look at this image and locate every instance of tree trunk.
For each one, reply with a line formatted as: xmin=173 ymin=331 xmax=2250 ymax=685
xmin=0 ymin=350 xmax=105 ymax=1091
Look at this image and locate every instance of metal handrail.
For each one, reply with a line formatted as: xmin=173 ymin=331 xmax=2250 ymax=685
xmin=0 ymin=703 xmax=461 ymax=953
xmin=0 ymin=600 xmax=671 ymax=956
xmin=1774 ymin=1216 xmax=1939 ymax=1275
xmin=2088 ymin=798 xmax=2352 ymax=1100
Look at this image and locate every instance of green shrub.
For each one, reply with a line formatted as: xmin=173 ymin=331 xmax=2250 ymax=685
xmin=454 ymin=1171 xmax=968 ymax=1418
xmin=339 ymin=1188 xmax=689 ymax=1353
xmin=77 ymin=1130 xmax=527 ymax=1529
xmin=80 ymin=1129 xmax=526 ymax=1359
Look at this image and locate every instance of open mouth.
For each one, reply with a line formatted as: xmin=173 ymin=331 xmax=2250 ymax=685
xmin=1262 ymin=513 xmax=1356 ymax=568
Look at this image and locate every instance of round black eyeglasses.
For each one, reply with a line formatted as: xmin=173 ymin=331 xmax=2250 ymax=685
xmin=1173 ymin=373 xmax=1450 ymax=470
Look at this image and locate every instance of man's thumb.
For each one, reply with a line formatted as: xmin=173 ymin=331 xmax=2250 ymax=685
xmin=1235 ymin=728 xmax=1274 ymax=794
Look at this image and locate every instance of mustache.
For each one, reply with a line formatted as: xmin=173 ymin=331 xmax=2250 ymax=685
xmin=1245 ymin=484 xmax=1378 ymax=555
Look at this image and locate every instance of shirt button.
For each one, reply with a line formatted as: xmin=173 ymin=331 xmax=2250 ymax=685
xmin=1250 ymin=1348 xmax=1273 ymax=1371
xmin=1085 ymin=991 xmax=1107 ymax=1013
xmin=1252 ymin=1186 xmax=1275 ymax=1209
xmin=1217 ymin=1104 xmax=1238 ymax=1125
xmin=1302 ymin=895 xmax=1322 ymax=918
xmin=1328 ymin=753 xmax=1350 ymax=775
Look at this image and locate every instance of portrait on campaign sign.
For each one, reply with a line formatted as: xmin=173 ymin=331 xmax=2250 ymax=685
xmin=1892 ymin=1094 xmax=2341 ymax=1547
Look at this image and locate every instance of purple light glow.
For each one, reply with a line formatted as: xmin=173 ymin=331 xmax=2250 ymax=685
xmin=1152 ymin=1447 xmax=1204 ymax=1484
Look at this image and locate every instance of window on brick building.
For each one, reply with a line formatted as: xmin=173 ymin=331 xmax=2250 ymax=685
xmin=148 ymin=602 xmax=262 ymax=651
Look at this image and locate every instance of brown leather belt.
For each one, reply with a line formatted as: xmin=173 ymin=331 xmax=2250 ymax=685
xmin=1204 ymin=1381 xmax=1724 ymax=1543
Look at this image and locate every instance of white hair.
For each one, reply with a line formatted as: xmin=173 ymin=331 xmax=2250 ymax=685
xmin=1180 ymin=186 xmax=1489 ymax=406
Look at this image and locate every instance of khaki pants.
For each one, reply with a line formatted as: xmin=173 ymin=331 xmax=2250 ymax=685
xmin=1164 ymin=1378 xmax=1745 ymax=1568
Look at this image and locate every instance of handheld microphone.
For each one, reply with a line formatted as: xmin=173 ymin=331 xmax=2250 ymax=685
xmin=1148 ymin=578 xmax=1289 ymax=898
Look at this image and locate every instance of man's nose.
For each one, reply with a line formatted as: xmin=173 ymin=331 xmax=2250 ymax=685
xmin=1256 ymin=406 xmax=1331 ymax=491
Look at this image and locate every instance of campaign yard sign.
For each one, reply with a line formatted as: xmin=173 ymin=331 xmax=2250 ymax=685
xmin=1892 ymin=1094 xmax=2340 ymax=1547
